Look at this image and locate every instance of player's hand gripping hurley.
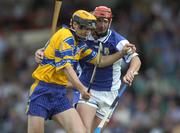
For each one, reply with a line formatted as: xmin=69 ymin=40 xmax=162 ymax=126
xmin=94 ymin=72 xmax=138 ymax=133
xmin=87 ymin=42 xmax=103 ymax=92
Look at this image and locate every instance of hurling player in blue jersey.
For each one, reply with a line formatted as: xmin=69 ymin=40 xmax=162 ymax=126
xmin=73 ymin=6 xmax=141 ymax=133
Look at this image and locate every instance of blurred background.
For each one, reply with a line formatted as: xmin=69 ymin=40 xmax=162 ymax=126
xmin=0 ymin=0 xmax=179 ymax=133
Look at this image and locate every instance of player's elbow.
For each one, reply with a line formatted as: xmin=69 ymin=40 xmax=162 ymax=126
xmin=98 ymin=58 xmax=107 ymax=68
xmin=98 ymin=63 xmax=104 ymax=68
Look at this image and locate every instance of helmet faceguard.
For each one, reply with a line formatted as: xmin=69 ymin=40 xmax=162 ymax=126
xmin=71 ymin=10 xmax=97 ymax=40
xmin=73 ymin=15 xmax=96 ymax=29
xmin=72 ymin=10 xmax=96 ymax=30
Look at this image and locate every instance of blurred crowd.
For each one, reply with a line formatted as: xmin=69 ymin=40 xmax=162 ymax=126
xmin=0 ymin=0 xmax=179 ymax=133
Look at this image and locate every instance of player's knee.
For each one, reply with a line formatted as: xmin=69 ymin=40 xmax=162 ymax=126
xmin=28 ymin=127 xmax=43 ymax=133
xmin=86 ymin=128 xmax=91 ymax=133
xmin=75 ymin=125 xmax=87 ymax=133
xmin=83 ymin=126 xmax=87 ymax=133
xmin=82 ymin=125 xmax=91 ymax=133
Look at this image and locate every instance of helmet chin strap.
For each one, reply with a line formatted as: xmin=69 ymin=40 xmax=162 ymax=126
xmin=75 ymin=31 xmax=90 ymax=41
xmin=94 ymin=30 xmax=108 ymax=38
xmin=72 ymin=23 xmax=90 ymax=41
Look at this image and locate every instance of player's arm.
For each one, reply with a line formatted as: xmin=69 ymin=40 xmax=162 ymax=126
xmin=55 ymin=34 xmax=90 ymax=99
xmin=66 ymin=81 xmax=74 ymax=89
xmin=98 ymin=43 xmax=136 ymax=67
xmin=123 ymin=56 xmax=141 ymax=85
xmin=62 ymin=65 xmax=91 ymax=100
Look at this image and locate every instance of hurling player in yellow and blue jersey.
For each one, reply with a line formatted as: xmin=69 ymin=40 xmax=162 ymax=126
xmin=27 ymin=10 xmax=135 ymax=133
xmin=26 ymin=10 xmax=97 ymax=133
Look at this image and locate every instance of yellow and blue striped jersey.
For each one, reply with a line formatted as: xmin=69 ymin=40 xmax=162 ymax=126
xmin=32 ymin=27 xmax=97 ymax=86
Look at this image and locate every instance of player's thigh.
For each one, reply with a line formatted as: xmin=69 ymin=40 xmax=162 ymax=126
xmin=28 ymin=115 xmax=44 ymax=133
xmin=76 ymin=103 xmax=97 ymax=131
xmin=52 ymin=108 xmax=86 ymax=133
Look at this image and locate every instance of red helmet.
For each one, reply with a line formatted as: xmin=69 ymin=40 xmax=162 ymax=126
xmin=93 ymin=6 xmax=112 ymax=19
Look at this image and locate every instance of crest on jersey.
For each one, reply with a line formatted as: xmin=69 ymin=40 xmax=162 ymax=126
xmin=104 ymin=47 xmax=110 ymax=55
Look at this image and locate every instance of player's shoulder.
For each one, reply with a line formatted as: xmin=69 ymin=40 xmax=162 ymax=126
xmin=109 ymin=29 xmax=127 ymax=41
xmin=52 ymin=27 xmax=75 ymax=46
xmin=105 ymin=29 xmax=128 ymax=46
xmin=56 ymin=27 xmax=74 ymax=39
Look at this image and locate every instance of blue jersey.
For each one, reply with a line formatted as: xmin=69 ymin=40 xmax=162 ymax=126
xmin=79 ymin=29 xmax=138 ymax=91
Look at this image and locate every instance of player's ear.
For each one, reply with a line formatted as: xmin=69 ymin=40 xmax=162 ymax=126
xmin=72 ymin=21 xmax=79 ymax=30
xmin=108 ymin=19 xmax=112 ymax=28
xmin=70 ymin=19 xmax=72 ymax=27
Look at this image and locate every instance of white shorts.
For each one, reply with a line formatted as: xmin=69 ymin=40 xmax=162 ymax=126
xmin=78 ymin=89 xmax=118 ymax=122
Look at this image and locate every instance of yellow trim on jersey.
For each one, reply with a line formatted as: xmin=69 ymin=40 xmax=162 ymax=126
xmin=29 ymin=80 xmax=40 ymax=96
xmin=26 ymin=80 xmax=40 ymax=113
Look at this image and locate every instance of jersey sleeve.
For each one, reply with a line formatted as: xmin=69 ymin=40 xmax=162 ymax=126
xmin=116 ymin=39 xmax=138 ymax=63
xmin=80 ymin=45 xmax=97 ymax=64
xmin=55 ymin=37 xmax=75 ymax=71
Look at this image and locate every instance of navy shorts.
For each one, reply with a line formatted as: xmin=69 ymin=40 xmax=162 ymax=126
xmin=72 ymin=89 xmax=80 ymax=107
xmin=26 ymin=81 xmax=72 ymax=120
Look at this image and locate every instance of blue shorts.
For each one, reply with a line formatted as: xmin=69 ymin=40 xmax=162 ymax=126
xmin=72 ymin=89 xmax=80 ymax=107
xmin=26 ymin=81 xmax=72 ymax=120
